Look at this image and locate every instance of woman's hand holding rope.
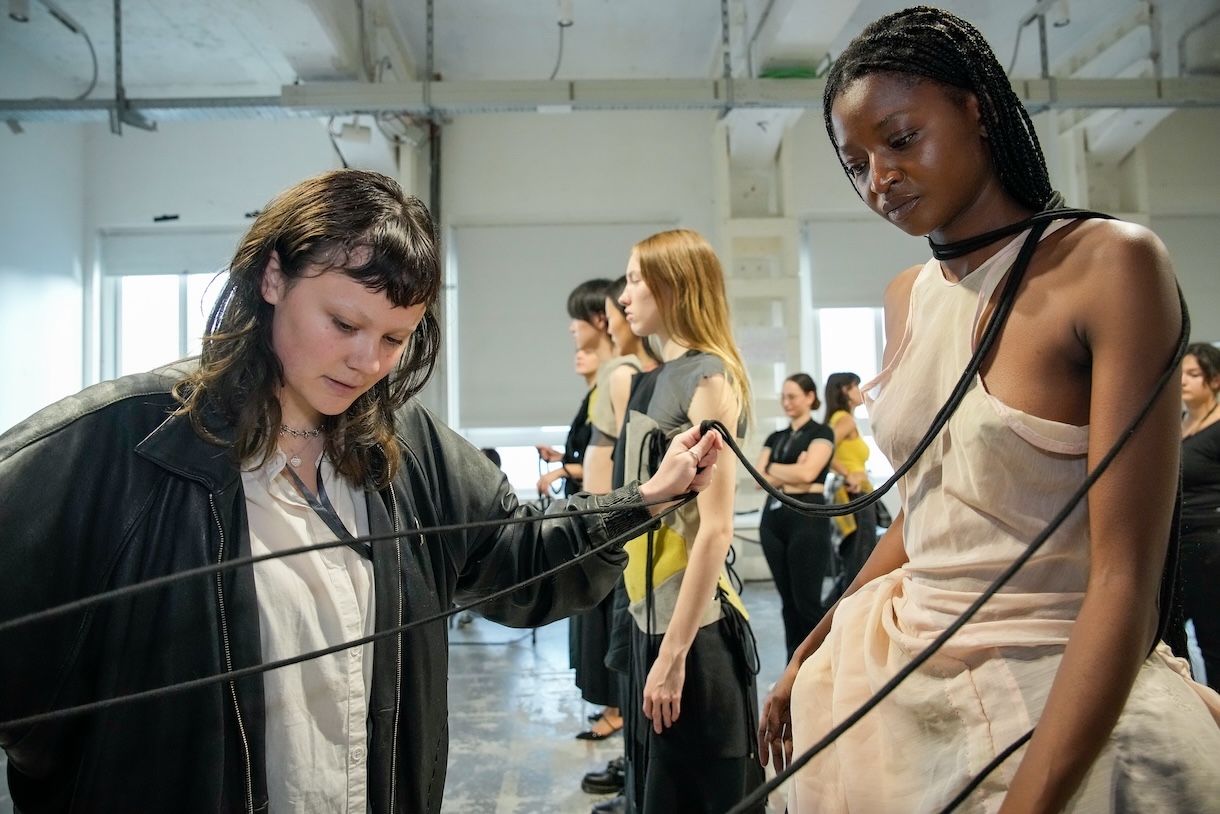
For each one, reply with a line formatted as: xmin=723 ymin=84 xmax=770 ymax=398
xmin=638 ymin=423 xmax=723 ymax=511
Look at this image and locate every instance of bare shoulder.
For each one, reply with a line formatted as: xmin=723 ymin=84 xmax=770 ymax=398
xmin=881 ymin=263 xmax=924 ymax=366
xmin=1055 ymin=218 xmax=1180 ymax=347
xmin=609 ymin=363 xmax=638 ymax=384
xmin=689 ymin=369 xmax=739 ymax=425
xmin=884 ymin=263 xmax=924 ymax=305
xmin=1058 ymin=218 xmax=1174 ymax=288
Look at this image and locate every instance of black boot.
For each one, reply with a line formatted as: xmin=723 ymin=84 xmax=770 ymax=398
xmin=581 ymin=756 xmax=625 ymax=794
xmin=591 ymin=794 xmax=626 ymax=814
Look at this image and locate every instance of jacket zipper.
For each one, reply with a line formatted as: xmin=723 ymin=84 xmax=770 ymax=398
xmin=210 ymin=493 xmax=255 ymax=814
xmin=387 ymin=484 xmax=405 ymax=814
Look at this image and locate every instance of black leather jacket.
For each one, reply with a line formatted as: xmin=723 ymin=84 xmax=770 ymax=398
xmin=0 ymin=369 xmax=651 ymax=813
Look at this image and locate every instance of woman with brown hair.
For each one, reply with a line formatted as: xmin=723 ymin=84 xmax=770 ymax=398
xmin=617 ymin=228 xmax=764 ymax=813
xmin=0 ymin=169 xmax=721 ymax=814
xmin=822 ymin=371 xmax=879 ymax=604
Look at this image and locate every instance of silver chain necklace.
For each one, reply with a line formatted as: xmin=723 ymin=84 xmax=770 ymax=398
xmin=279 ymin=423 xmax=324 ymax=438
xmin=279 ymin=424 xmax=324 ymax=468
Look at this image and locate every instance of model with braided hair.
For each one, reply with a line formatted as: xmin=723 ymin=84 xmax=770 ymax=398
xmin=759 ymin=7 xmax=1220 ymax=812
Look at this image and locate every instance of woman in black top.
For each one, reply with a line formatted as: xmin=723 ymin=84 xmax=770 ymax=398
xmin=537 ymin=347 xmax=600 ymax=497
xmin=755 ymin=373 xmax=836 ymax=659
xmin=1177 ymin=342 xmax=1220 ymax=689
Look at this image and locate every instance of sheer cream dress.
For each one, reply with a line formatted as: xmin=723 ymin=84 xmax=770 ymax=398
xmin=788 ymin=226 xmax=1220 ymax=813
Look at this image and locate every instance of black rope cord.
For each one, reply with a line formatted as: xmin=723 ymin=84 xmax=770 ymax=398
xmin=0 ymin=493 xmax=692 ymax=638
xmin=723 ymin=223 xmax=1191 ymax=813
xmin=0 ymin=493 xmax=696 ymax=731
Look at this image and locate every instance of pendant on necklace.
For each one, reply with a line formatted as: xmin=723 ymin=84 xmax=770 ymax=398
xmin=290 ymin=454 xmax=302 ymax=468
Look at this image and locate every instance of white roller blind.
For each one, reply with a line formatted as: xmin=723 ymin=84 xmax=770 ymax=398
xmin=100 ymin=228 xmax=243 ymax=277
xmin=807 ymin=218 xmax=926 ymax=308
xmin=1153 ymin=214 xmax=1220 ymax=343
xmin=453 ymin=221 xmax=672 ymax=429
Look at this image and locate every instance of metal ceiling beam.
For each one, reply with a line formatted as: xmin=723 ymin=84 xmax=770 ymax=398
xmin=3 ymin=77 xmax=1220 ymax=122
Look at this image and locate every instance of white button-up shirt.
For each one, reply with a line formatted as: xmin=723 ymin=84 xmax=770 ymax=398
xmin=242 ymin=450 xmax=375 ymax=814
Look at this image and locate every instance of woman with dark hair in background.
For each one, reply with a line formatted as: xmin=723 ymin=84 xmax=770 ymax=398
xmin=1175 ymin=342 xmax=1220 ymax=690
xmin=759 ymin=8 xmax=1220 ymax=812
xmin=536 ymin=346 xmax=602 ymax=497
xmin=0 ymin=169 xmax=721 ymax=814
xmin=563 ymin=278 xmax=628 ymax=741
xmin=822 ymin=371 xmax=878 ymax=603
xmin=537 ymin=278 xmax=615 ymax=497
xmin=572 ymin=276 xmax=667 ymax=746
xmin=754 ymin=374 xmax=835 ymax=659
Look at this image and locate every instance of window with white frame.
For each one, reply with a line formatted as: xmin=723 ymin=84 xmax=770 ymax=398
xmin=98 ymin=229 xmax=240 ymax=380
xmin=105 ymin=272 xmax=228 ymax=378
xmin=813 ymin=305 xmax=893 ymax=481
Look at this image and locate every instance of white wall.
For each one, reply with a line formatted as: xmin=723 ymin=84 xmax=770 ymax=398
xmin=787 ymin=111 xmax=870 ymax=218
xmin=83 ymin=119 xmax=345 ymax=228
xmin=0 ymin=122 xmax=86 ymax=432
xmin=1141 ymin=109 xmax=1220 ymax=343
xmin=443 ymin=110 xmax=718 ymax=231
xmin=441 ymin=110 xmax=719 ymax=432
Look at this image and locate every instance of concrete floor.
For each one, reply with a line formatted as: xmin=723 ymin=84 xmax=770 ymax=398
xmin=0 ymin=579 xmax=788 ymax=814
xmin=442 ymin=579 xmax=789 ymax=814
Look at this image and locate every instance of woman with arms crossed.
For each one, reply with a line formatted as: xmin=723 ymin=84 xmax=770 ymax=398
xmin=754 ymin=374 xmax=835 ymax=659
xmin=759 ymin=8 xmax=1220 ymax=812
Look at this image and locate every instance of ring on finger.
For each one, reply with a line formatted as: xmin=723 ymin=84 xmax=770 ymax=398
xmin=687 ymin=449 xmax=700 ymax=465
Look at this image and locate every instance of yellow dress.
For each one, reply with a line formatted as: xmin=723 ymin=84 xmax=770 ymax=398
xmin=828 ymin=409 xmax=871 ymax=537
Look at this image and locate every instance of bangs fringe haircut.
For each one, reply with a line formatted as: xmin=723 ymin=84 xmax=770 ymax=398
xmin=822 ymin=5 xmax=1054 ymax=212
xmin=634 ymin=229 xmax=753 ymax=431
xmin=173 ymin=169 xmax=442 ymax=489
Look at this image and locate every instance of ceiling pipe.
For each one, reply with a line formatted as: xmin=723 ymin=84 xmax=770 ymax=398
xmin=3 ymin=77 xmax=1220 ymax=123
xmin=109 ymin=0 xmax=155 ymax=134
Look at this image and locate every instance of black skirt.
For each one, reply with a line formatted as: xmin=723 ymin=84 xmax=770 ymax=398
xmin=570 ymin=589 xmax=618 ymax=707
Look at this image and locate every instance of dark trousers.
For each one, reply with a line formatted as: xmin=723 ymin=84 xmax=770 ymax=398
xmin=1178 ymin=524 xmax=1220 ymax=689
xmin=759 ymin=492 xmax=833 ymax=660
xmin=627 ymin=610 xmax=764 ymax=814
xmin=826 ymin=501 xmax=879 ymax=608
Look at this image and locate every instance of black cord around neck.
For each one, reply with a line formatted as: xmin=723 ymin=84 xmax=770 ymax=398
xmin=927 ymin=193 xmax=1076 ymax=260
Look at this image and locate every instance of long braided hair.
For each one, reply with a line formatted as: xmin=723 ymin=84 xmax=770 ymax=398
xmin=822 ymin=6 xmax=1054 ymax=212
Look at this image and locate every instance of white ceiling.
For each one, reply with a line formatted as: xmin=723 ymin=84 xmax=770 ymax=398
xmin=1 ymin=0 xmax=1218 ymax=106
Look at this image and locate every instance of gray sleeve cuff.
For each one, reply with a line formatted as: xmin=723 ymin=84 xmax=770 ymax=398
xmin=599 ymin=481 xmax=661 ymax=543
